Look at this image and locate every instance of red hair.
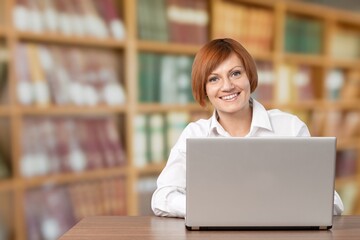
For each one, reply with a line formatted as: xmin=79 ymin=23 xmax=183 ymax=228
xmin=192 ymin=38 xmax=258 ymax=107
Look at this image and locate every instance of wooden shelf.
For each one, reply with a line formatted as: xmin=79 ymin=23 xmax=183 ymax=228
xmin=1 ymin=0 xmax=360 ymax=238
xmin=136 ymin=162 xmax=166 ymax=177
xmin=16 ymin=31 xmax=126 ymax=49
xmin=22 ymin=166 xmax=128 ymax=189
xmin=283 ymin=53 xmax=326 ymax=66
xmin=337 ymin=138 xmax=360 ymax=150
xmin=0 ymin=179 xmax=14 ymax=192
xmin=328 ymin=58 xmax=360 ymax=69
xmin=285 ymin=1 xmax=334 ymax=19
xmin=18 ymin=105 xmax=127 ymax=116
xmin=335 ymin=175 xmax=360 ymax=189
xmin=267 ymin=100 xmax=321 ymax=110
xmin=137 ymin=40 xmax=201 ymax=55
xmin=137 ymin=103 xmax=205 ymax=113
xmin=322 ymin=101 xmax=360 ymax=110
xmin=0 ymin=106 xmax=10 ymax=116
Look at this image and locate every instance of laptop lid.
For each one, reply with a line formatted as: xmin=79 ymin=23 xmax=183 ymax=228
xmin=185 ymin=137 xmax=336 ymax=230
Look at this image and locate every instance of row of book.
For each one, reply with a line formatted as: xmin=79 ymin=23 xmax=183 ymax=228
xmin=213 ymin=1 xmax=273 ymax=53
xmin=253 ymin=62 xmax=315 ymax=103
xmin=134 ymin=112 xmax=189 ymax=167
xmin=13 ymin=0 xmax=125 ymax=39
xmin=251 ymin=61 xmax=274 ymax=102
xmin=137 ymin=0 xmax=209 ymax=44
xmin=331 ymin=29 xmax=360 ymax=60
xmin=336 ymin=149 xmax=357 ymax=178
xmin=25 ymin=177 xmax=126 ymax=240
xmin=15 ymin=43 xmax=126 ymax=107
xmin=326 ymin=69 xmax=360 ymax=101
xmin=0 ymin=45 xmax=7 ymax=104
xmin=138 ymin=53 xmax=193 ymax=104
xmin=285 ymin=15 xmax=323 ymax=54
xmin=133 ymin=111 xmax=209 ymax=167
xmin=136 ymin=176 xmax=157 ymax=216
xmin=258 ymin=65 xmax=360 ymax=103
xmin=21 ymin=117 xmax=126 ymax=178
xmin=304 ymin=110 xmax=360 ymax=138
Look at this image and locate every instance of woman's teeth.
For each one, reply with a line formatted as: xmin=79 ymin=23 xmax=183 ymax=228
xmin=221 ymin=93 xmax=239 ymax=100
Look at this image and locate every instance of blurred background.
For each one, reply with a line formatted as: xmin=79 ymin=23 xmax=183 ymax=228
xmin=0 ymin=0 xmax=360 ymax=239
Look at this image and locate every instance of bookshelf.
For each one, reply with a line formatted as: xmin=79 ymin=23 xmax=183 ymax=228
xmin=0 ymin=0 xmax=359 ymax=239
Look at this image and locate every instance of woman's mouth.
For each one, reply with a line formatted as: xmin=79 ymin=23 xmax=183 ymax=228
xmin=220 ymin=92 xmax=240 ymax=101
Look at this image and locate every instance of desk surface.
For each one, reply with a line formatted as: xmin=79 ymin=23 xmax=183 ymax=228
xmin=59 ymin=216 xmax=360 ymax=240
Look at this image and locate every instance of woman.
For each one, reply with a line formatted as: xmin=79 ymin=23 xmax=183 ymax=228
xmin=151 ymin=38 xmax=344 ymax=218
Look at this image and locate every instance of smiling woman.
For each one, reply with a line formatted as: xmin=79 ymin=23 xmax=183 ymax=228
xmin=151 ymin=38 xmax=344 ymax=218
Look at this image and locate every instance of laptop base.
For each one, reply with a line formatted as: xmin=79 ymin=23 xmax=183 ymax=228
xmin=186 ymin=225 xmax=332 ymax=231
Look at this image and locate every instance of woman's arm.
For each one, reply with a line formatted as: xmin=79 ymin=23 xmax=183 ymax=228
xmin=151 ymin=148 xmax=186 ymax=218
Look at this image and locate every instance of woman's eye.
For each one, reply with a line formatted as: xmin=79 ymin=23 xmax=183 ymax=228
xmin=208 ymin=77 xmax=218 ymax=82
xmin=231 ymin=71 xmax=241 ymax=78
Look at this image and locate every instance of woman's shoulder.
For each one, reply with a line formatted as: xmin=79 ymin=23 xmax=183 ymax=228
xmin=267 ymin=109 xmax=301 ymax=120
xmin=183 ymin=118 xmax=211 ymax=137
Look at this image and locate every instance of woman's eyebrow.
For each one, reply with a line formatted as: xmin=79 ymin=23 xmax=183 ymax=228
xmin=210 ymin=65 xmax=244 ymax=75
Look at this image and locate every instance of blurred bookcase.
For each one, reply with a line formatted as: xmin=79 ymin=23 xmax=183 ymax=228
xmin=0 ymin=0 xmax=360 ymax=239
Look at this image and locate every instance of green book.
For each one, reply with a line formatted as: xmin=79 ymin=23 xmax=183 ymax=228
xmin=284 ymin=15 xmax=297 ymax=53
xmin=138 ymin=53 xmax=160 ymax=103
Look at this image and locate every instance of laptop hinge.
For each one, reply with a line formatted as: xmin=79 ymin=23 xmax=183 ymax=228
xmin=319 ymin=226 xmax=327 ymax=230
xmin=191 ymin=227 xmax=200 ymax=230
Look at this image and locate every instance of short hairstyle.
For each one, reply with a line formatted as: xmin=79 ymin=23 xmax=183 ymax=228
xmin=191 ymin=38 xmax=258 ymax=107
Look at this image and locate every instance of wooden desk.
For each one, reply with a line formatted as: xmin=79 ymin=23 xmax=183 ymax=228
xmin=59 ymin=216 xmax=360 ymax=240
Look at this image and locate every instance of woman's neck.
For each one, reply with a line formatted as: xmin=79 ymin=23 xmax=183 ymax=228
xmin=217 ymin=104 xmax=253 ymax=137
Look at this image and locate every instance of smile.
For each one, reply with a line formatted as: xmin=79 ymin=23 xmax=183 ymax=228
xmin=220 ymin=92 xmax=240 ymax=101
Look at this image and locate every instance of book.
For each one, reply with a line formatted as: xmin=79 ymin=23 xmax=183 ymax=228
xmin=308 ymin=110 xmax=326 ymax=136
xmin=293 ymin=65 xmax=314 ymax=101
xmin=276 ymin=64 xmax=293 ymax=103
xmin=340 ymin=70 xmax=360 ymax=101
xmin=40 ymin=0 xmax=59 ymax=33
xmin=26 ymin=44 xmax=50 ymax=106
xmin=104 ymin=118 xmax=126 ymax=166
xmin=322 ymin=110 xmax=343 ymax=136
xmin=166 ymin=112 xmax=189 ymax=156
xmin=148 ymin=113 xmax=165 ymax=164
xmin=340 ymin=112 xmax=360 ymax=138
xmin=133 ymin=114 xmax=148 ymax=167
xmin=98 ymin=0 xmax=126 ymax=39
xmin=325 ymin=69 xmax=345 ymax=100
xmin=15 ymin=44 xmax=34 ymax=105
xmin=252 ymin=61 xmax=274 ymax=102
xmin=336 ymin=150 xmax=357 ymax=178
xmin=138 ymin=53 xmax=160 ymax=103
xmin=13 ymin=0 xmax=30 ymax=31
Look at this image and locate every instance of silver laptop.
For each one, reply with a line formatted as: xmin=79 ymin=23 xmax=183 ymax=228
xmin=186 ymin=137 xmax=336 ymax=230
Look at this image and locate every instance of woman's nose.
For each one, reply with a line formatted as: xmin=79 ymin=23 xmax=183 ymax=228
xmin=221 ymin=78 xmax=234 ymax=91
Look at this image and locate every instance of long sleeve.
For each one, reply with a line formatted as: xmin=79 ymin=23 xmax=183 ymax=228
xmin=151 ymin=120 xmax=209 ymax=218
xmin=334 ymin=191 xmax=344 ymax=215
xmin=151 ymin=148 xmax=186 ymax=218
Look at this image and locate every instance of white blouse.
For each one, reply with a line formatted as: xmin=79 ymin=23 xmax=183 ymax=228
xmin=151 ymin=99 xmax=344 ymax=218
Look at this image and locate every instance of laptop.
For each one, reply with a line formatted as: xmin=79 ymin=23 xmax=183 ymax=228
xmin=186 ymin=137 xmax=336 ymax=230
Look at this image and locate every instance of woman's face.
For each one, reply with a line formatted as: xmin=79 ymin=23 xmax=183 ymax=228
xmin=205 ymin=53 xmax=251 ymax=115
